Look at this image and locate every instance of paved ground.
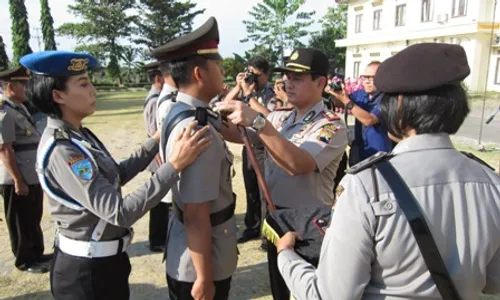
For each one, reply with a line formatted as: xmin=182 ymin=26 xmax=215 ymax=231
xmin=456 ymin=104 xmax=500 ymax=145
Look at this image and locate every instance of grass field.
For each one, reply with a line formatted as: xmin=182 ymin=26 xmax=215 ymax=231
xmin=0 ymin=90 xmax=498 ymax=300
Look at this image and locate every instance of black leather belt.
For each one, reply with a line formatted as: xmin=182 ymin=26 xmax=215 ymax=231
xmin=172 ymin=200 xmax=236 ymax=227
xmin=12 ymin=143 xmax=38 ymax=152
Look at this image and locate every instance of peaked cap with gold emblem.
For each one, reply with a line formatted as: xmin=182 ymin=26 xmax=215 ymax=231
xmin=20 ymin=50 xmax=99 ymax=76
xmin=0 ymin=66 xmax=30 ymax=82
xmin=273 ymin=48 xmax=329 ymax=77
xmin=150 ymin=17 xmax=222 ymax=62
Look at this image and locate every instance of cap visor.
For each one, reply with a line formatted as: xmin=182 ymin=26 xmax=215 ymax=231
xmin=272 ymin=66 xmax=311 ymax=74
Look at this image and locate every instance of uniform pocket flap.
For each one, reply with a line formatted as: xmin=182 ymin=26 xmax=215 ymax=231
xmin=371 ymin=199 xmax=398 ymax=216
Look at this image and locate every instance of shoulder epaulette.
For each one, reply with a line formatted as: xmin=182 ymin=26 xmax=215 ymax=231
xmin=275 ymin=107 xmax=293 ymax=112
xmin=53 ymin=129 xmax=70 ymax=140
xmin=321 ymin=110 xmax=340 ymax=121
xmin=461 ymin=151 xmax=495 ymax=171
xmin=346 ymin=151 xmax=392 ymax=174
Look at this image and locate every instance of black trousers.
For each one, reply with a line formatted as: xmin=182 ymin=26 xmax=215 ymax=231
xmin=149 ymin=201 xmax=171 ymax=247
xmin=241 ymin=147 xmax=262 ymax=235
xmin=0 ymin=184 xmax=45 ymax=269
xmin=50 ymin=248 xmax=131 ymax=300
xmin=167 ymin=275 xmax=232 ymax=300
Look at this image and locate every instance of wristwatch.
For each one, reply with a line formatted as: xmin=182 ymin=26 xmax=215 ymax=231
xmin=345 ymin=100 xmax=355 ymax=110
xmin=252 ymin=113 xmax=266 ymax=131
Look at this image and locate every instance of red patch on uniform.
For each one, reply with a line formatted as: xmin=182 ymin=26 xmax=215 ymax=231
xmin=321 ymin=110 xmax=340 ymax=121
xmin=275 ymin=107 xmax=293 ymax=111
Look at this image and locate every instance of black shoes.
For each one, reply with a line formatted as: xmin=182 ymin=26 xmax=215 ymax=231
xmin=18 ymin=262 xmax=49 ymax=274
xmin=148 ymin=245 xmax=165 ymax=253
xmin=38 ymin=253 xmax=54 ymax=263
xmin=237 ymin=230 xmax=260 ymax=244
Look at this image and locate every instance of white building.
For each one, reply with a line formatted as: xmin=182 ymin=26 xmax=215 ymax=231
xmin=335 ymin=0 xmax=500 ymax=92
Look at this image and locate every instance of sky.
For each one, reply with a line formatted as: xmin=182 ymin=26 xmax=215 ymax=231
xmin=0 ymin=0 xmax=331 ymax=62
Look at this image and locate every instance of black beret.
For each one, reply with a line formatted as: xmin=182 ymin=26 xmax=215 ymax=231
xmin=374 ymin=43 xmax=470 ymax=94
xmin=150 ymin=17 xmax=221 ymax=62
xmin=0 ymin=66 xmax=30 ymax=82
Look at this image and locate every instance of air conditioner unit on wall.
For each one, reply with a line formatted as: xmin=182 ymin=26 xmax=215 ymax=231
xmin=437 ymin=13 xmax=449 ymax=24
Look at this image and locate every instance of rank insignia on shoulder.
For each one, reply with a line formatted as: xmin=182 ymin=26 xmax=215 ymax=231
xmin=68 ymin=156 xmax=94 ymax=180
xmin=346 ymin=151 xmax=391 ymax=174
xmin=335 ymin=184 xmax=344 ymax=199
xmin=317 ymin=128 xmax=334 ymax=144
xmin=275 ymin=107 xmax=293 ymax=111
xmin=321 ymin=110 xmax=340 ymax=121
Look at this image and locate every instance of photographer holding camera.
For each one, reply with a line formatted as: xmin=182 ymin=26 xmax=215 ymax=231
xmin=326 ymin=61 xmax=393 ymax=166
xmin=224 ymin=56 xmax=276 ymax=249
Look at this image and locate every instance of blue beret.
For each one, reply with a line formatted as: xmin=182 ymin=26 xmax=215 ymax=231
xmin=20 ymin=51 xmax=99 ymax=77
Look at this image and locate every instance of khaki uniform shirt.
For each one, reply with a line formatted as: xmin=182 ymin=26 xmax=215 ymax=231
xmin=165 ymin=92 xmax=237 ymax=282
xmin=257 ymin=100 xmax=348 ymax=208
xmin=143 ymin=85 xmax=161 ymax=173
xmin=38 ymin=118 xmax=180 ymax=241
xmin=0 ymin=97 xmax=40 ymax=185
xmin=278 ymin=133 xmax=500 ymax=299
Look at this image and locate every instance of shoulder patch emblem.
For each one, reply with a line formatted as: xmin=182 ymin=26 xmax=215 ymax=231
xmin=335 ymin=184 xmax=344 ymax=199
xmin=322 ymin=124 xmax=338 ymax=132
xmin=68 ymin=156 xmax=94 ymax=180
xmin=317 ymin=128 xmax=335 ymax=144
xmin=321 ymin=110 xmax=340 ymax=121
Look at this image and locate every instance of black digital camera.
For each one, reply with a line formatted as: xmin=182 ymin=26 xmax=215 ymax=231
xmin=244 ymin=72 xmax=258 ymax=85
xmin=328 ymin=81 xmax=343 ymax=92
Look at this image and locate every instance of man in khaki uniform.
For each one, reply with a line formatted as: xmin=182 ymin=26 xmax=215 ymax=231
xmin=215 ymin=47 xmax=348 ymax=300
xmin=150 ymin=17 xmax=237 ymax=300
xmin=0 ymin=66 xmax=51 ymax=273
xmin=275 ymin=43 xmax=500 ymax=299
xmin=143 ymin=61 xmax=169 ymax=252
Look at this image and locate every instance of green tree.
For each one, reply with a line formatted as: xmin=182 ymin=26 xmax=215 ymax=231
xmin=241 ymin=0 xmax=315 ymax=64
xmin=0 ymin=36 xmax=9 ymax=71
xmin=40 ymin=0 xmax=57 ymax=50
xmin=309 ymin=4 xmax=347 ymax=75
xmin=9 ymin=0 xmax=32 ymax=65
xmin=221 ymin=57 xmax=245 ymax=81
xmin=58 ymin=0 xmax=137 ymax=81
xmin=244 ymin=44 xmax=280 ymax=68
xmin=120 ymin=46 xmax=139 ymax=83
xmin=134 ymin=0 xmax=205 ymax=50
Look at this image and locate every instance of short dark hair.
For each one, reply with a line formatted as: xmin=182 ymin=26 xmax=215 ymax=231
xmin=379 ymin=84 xmax=470 ymax=139
xmin=248 ymin=56 xmax=270 ymax=73
xmin=25 ymin=74 xmax=70 ymax=118
xmin=169 ymin=56 xmax=208 ymax=87
xmin=148 ymin=70 xmax=162 ymax=82
xmin=158 ymin=62 xmax=171 ymax=76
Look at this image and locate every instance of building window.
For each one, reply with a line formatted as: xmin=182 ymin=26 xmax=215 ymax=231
xmin=353 ymin=61 xmax=361 ymax=78
xmin=495 ymin=58 xmax=500 ymax=85
xmin=452 ymin=0 xmax=467 ymax=17
xmin=355 ymin=14 xmax=363 ymax=33
xmin=373 ymin=10 xmax=382 ymax=30
xmin=421 ymin=0 xmax=433 ymax=22
xmin=395 ymin=4 xmax=406 ymax=27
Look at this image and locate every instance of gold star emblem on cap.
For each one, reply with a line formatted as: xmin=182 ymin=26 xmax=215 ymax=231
xmin=290 ymin=51 xmax=299 ymax=61
xmin=67 ymin=58 xmax=89 ymax=72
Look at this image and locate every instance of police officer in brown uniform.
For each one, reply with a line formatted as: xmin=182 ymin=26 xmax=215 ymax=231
xmin=0 ymin=66 xmax=52 ymax=273
xmin=215 ymin=48 xmax=349 ymax=300
xmin=151 ymin=17 xmax=238 ymax=300
xmin=143 ymin=61 xmax=170 ymax=252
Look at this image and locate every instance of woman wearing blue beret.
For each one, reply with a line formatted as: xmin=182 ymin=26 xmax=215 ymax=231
xmin=20 ymin=50 xmax=211 ymax=300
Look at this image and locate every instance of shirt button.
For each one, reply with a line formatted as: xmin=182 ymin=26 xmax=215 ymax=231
xmin=224 ymin=228 xmax=228 ymax=235
xmin=385 ymin=202 xmax=393 ymax=210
